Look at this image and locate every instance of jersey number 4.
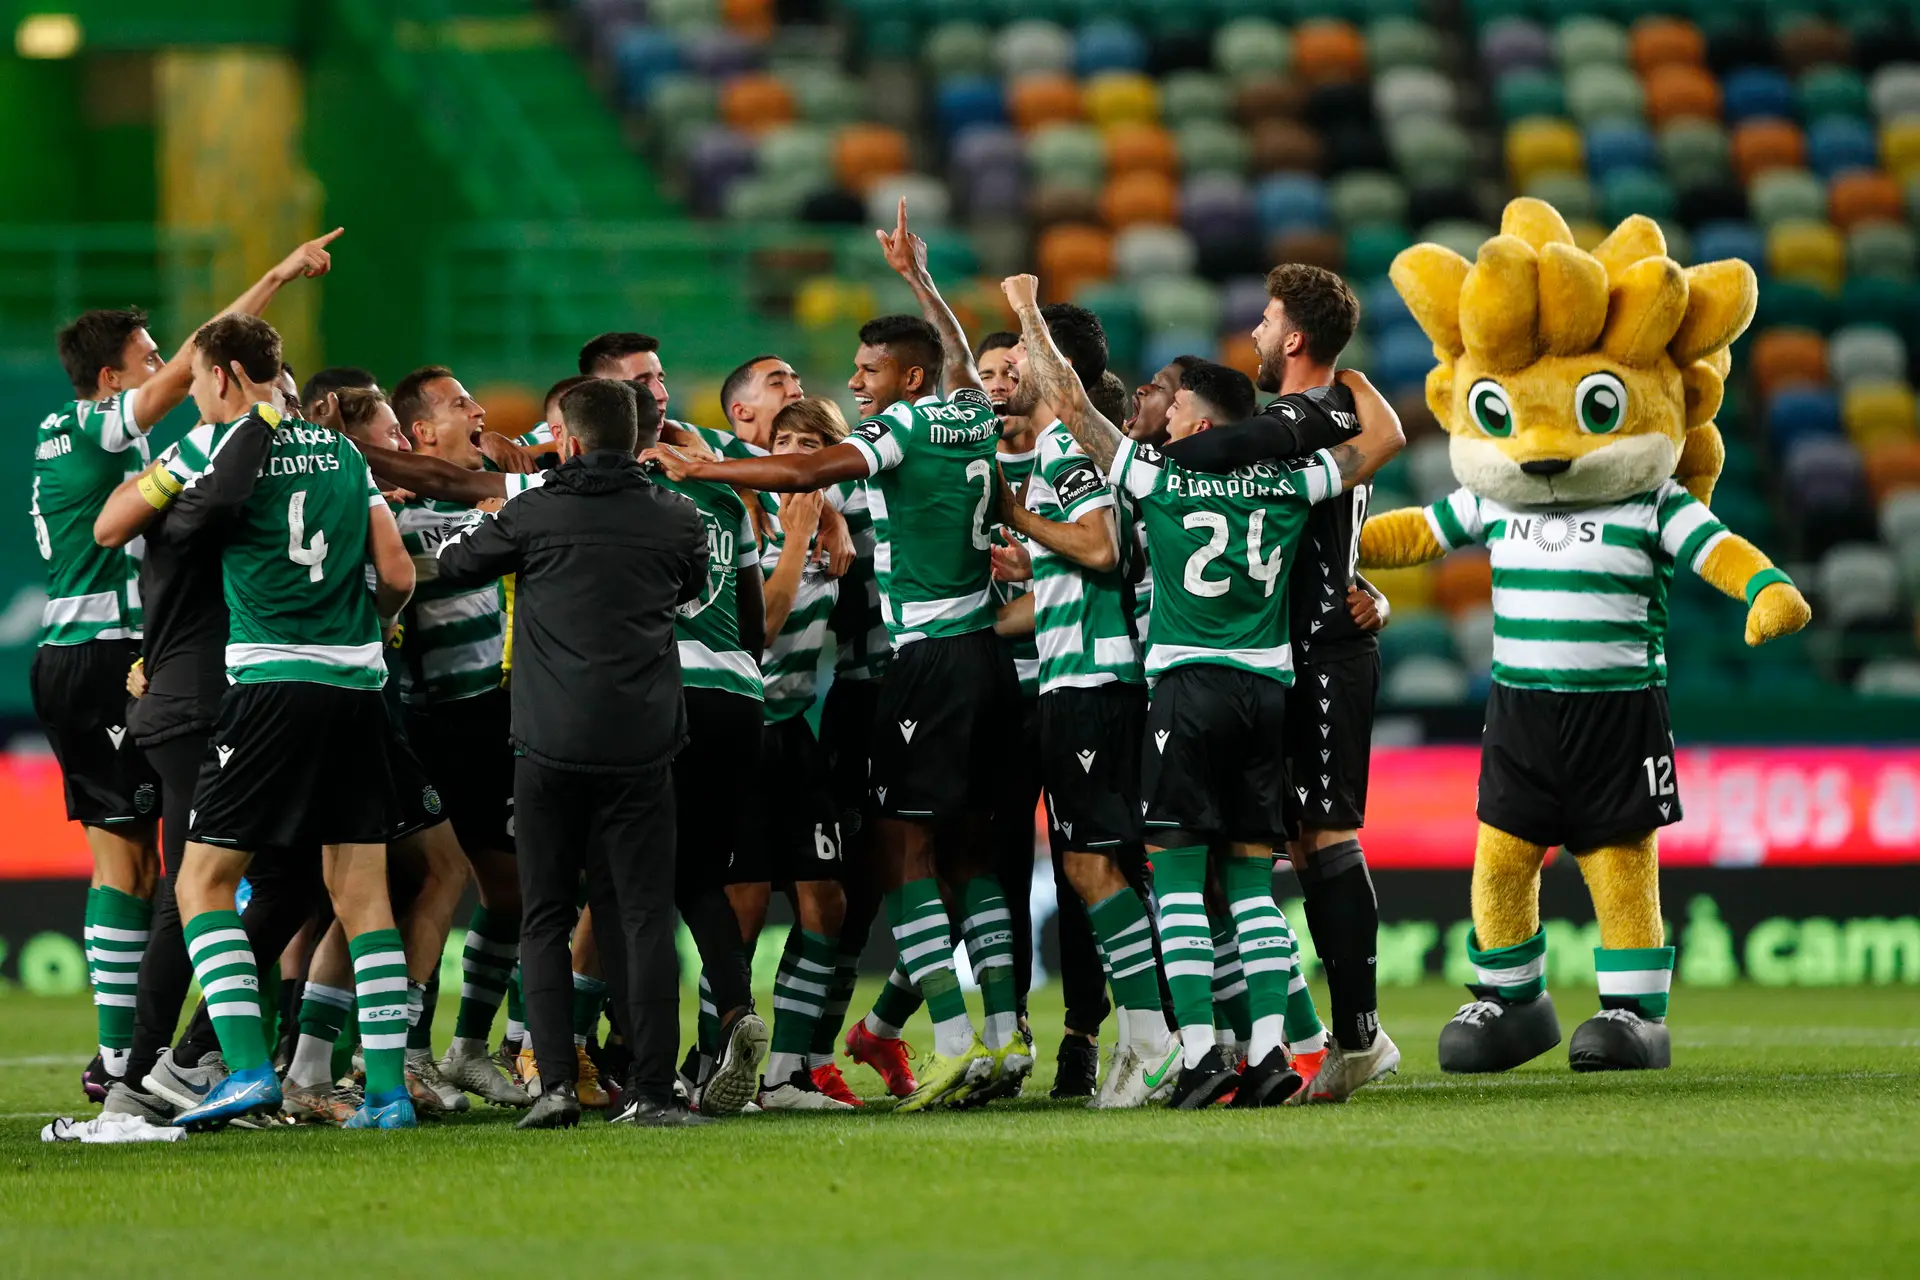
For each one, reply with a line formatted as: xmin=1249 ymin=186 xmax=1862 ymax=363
xmin=1182 ymin=510 xmax=1286 ymax=599
xmin=287 ymin=491 xmax=330 ymax=582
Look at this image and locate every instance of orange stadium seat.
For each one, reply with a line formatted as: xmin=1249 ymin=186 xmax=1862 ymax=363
xmin=1751 ymin=328 xmax=1830 ymax=395
xmin=1250 ymin=119 xmax=1323 ymax=175
xmin=1292 ymin=21 xmax=1367 ymax=86
xmin=1269 ymin=228 xmax=1343 ymax=272
xmin=722 ymin=0 xmax=774 ymax=40
xmin=1433 ymin=549 xmax=1494 ymax=615
xmin=1219 ymin=333 xmax=1260 ymax=381
xmin=1865 ymin=439 xmax=1920 ymax=501
xmin=1731 ymin=119 xmax=1806 ymax=185
xmin=1629 ymin=17 xmax=1705 ymax=76
xmin=1036 ymin=223 xmax=1114 ymax=302
xmin=1105 ymin=123 xmax=1177 ymax=176
xmin=1644 ymin=64 xmax=1722 ymax=127
xmin=1776 ymin=19 xmax=1851 ymax=76
xmin=1010 ymin=72 xmax=1084 ymax=132
xmin=1830 ymin=171 xmax=1905 ymax=232
xmin=832 ymin=124 xmax=908 ymax=192
xmin=720 ymin=73 xmax=794 ymax=134
xmin=1100 ymin=170 xmax=1177 ymax=229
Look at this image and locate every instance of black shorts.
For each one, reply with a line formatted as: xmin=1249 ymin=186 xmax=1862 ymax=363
xmin=1140 ymin=664 xmax=1296 ymax=846
xmin=30 ymin=640 xmax=160 ymax=825
xmin=737 ymin=715 xmax=842 ymax=885
xmin=408 ymin=687 xmax=515 ymax=853
xmin=1478 ymin=683 xmax=1683 ymax=852
xmin=188 ymin=682 xmax=400 ymax=849
xmin=818 ymin=675 xmax=880 ymax=838
xmin=869 ymin=629 xmax=1021 ymax=820
xmin=676 ymin=688 xmax=764 ymax=889
xmin=385 ymin=713 xmax=444 ymax=843
xmin=1284 ymin=649 xmax=1380 ymax=829
xmin=1040 ymin=683 xmax=1146 ymax=851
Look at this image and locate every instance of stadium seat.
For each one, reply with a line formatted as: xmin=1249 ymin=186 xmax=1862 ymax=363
xmin=963 ymin=165 xmax=1026 ymax=219
xmin=1871 ymin=64 xmax=1920 ymax=122
xmin=1768 ymin=219 xmax=1847 ymax=292
xmin=1854 ymin=658 xmax=1920 ymax=698
xmin=1267 ymin=228 xmax=1344 ymax=273
xmin=1830 ymin=325 xmax=1909 ymax=389
xmin=1183 ymin=172 xmax=1257 ymax=242
xmin=1750 ymin=169 xmax=1828 ymax=230
xmin=1600 ymin=168 xmax=1676 ymax=223
xmin=1752 ymin=328 xmax=1830 ymax=395
xmin=1777 ymin=17 xmax=1853 ymax=76
xmin=1377 ymin=324 xmax=1437 ymax=396
xmin=1702 ymin=21 xmax=1775 ymax=78
xmin=646 ymin=72 xmax=716 ymax=129
xmin=1233 ymin=76 xmax=1307 ymax=126
xmin=1554 ymin=16 xmax=1630 ymax=69
xmin=832 ymin=124 xmax=909 ymax=192
xmin=1480 ymin=17 xmax=1554 ymax=78
xmin=1085 ymin=72 xmax=1161 ymax=129
xmin=1177 ymin=120 xmax=1252 ymax=177
xmin=1497 ymin=69 xmax=1567 ymax=123
xmin=1392 ymin=119 xmax=1475 ymax=191
xmin=680 ymin=27 xmax=760 ymax=79
xmin=1028 ymin=123 xmax=1107 ymax=189
xmin=757 ymin=124 xmax=835 ymax=187
xmin=1248 ymin=119 xmax=1324 ymax=174
xmin=1137 ymin=275 xmax=1222 ymax=335
xmin=1676 ymin=174 xmax=1749 ymax=226
xmin=1658 ymin=118 xmax=1731 ymax=183
xmin=1449 ymin=604 xmax=1496 ymax=676
xmin=997 ymin=20 xmax=1074 ymax=78
xmin=1330 ymin=170 xmax=1409 ymax=228
xmin=1629 ymin=15 xmax=1706 ymax=75
xmin=1722 ymin=67 xmax=1797 ymax=124
xmin=1527 ymin=171 xmax=1599 ymax=223
xmin=1731 ymin=119 xmax=1807 ymax=185
xmin=1755 ymin=279 xmax=1841 ymax=334
xmin=1807 ymin=117 xmax=1879 ymax=183
xmin=1816 ymin=543 xmax=1904 ymax=628
xmin=1566 ymin=65 xmax=1647 ymax=126
xmin=1375 ymin=67 xmax=1457 ymax=125
xmin=1843 ymin=276 xmax=1920 ymax=337
xmin=1829 ymin=171 xmax=1905 ymax=232
xmin=1105 ymin=122 xmax=1177 ymax=176
xmin=1643 ymin=63 xmax=1723 ymax=129
xmin=1075 ymin=18 xmax=1148 ymax=77
xmin=1114 ymin=223 xmax=1198 ymax=279
xmin=1213 ymin=18 xmax=1291 ymax=81
xmin=1032 ymin=182 xmax=1100 ymax=226
xmin=1219 ymin=274 xmax=1270 ymax=333
xmin=1420 ymin=219 xmax=1498 ymax=261
xmin=1879 ymin=486 xmax=1920 ymax=549
xmin=685 ymin=127 xmax=757 ymax=215
xmin=1292 ymin=20 xmax=1369 ymax=86
xmin=936 ymin=77 xmax=1007 ymax=139
xmin=1405 ymin=434 xmax=1455 ymax=504
xmin=1253 ymin=172 xmax=1331 ymax=235
xmin=1343 ymin=223 xmax=1415 ymax=280
xmin=1842 ymin=380 xmax=1919 ymax=447
xmin=1693 ymin=218 xmax=1764 ymax=268
xmin=1586 ymin=121 xmax=1658 ymax=178
xmin=1769 ymin=386 xmax=1845 ymax=454
xmin=1009 ymin=73 xmax=1084 ymax=131
xmin=1433 ymin=548 xmax=1493 ymax=614
xmin=1850 ymin=220 xmax=1918 ymax=281
xmin=1383 ymin=654 xmax=1471 ymax=706
xmin=615 ymin=26 xmax=685 ymax=108
xmin=864 ymin=172 xmax=951 ymax=227
xmin=1799 ymin=64 xmax=1870 ymax=124
xmin=1367 ymin=17 xmax=1444 ymax=73
xmin=1507 ymin=117 xmax=1586 ymax=186
xmin=1883 ymin=118 xmax=1920 ymax=185
xmin=1161 ymin=71 xmax=1233 ymax=127
xmin=1036 ymin=223 xmax=1115 ymax=301
xmin=924 ymin=22 xmax=994 ymax=77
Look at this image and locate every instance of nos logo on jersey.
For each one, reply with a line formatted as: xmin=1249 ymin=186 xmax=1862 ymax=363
xmin=677 ymin=508 xmax=736 ymax=620
xmin=1513 ymin=513 xmax=1600 ymax=553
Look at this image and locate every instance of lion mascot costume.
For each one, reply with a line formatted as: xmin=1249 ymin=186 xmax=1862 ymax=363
xmin=1359 ymin=197 xmax=1812 ymax=1072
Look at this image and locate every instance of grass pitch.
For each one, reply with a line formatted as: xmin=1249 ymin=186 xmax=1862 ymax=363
xmin=1 ymin=981 xmax=1915 ymax=1277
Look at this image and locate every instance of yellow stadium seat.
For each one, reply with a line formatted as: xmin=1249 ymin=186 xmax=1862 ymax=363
xmin=1844 ymin=381 xmax=1920 ymax=448
xmin=1881 ymin=117 xmax=1920 ymax=184
xmin=1506 ymin=118 xmax=1584 ymax=189
xmin=1766 ymin=219 xmax=1846 ymax=293
xmin=1084 ymin=72 xmax=1161 ymax=129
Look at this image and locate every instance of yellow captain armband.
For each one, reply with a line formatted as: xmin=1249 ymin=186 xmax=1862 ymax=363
xmin=254 ymin=401 xmax=282 ymax=427
xmin=135 ymin=459 xmax=184 ymax=511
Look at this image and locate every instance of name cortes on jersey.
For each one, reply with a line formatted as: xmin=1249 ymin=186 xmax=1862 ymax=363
xmin=32 ymin=389 xmax=151 ymax=645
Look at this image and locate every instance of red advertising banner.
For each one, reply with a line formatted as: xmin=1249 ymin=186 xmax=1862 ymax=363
xmin=1 ymin=746 xmax=1916 ymax=878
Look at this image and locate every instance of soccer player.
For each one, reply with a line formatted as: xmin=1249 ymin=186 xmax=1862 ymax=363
xmin=647 ymin=200 xmax=1024 ymax=1111
xmin=743 ymin=398 xmax=858 ymax=1111
xmin=33 ymin=232 xmax=344 ymax=1101
xmin=1156 ymin=265 xmax=1405 ymax=1101
xmin=384 ymin=367 xmax=534 ymax=1108
xmin=1009 ymin=272 xmax=1406 ymax=1110
xmin=160 ymin=314 xmax=418 ymax=1130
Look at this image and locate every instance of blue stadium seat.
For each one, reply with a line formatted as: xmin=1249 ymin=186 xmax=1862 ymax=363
xmin=1585 ymin=121 xmax=1657 ymax=180
xmin=615 ymin=27 xmax=683 ymax=109
xmin=1253 ymin=173 xmax=1331 ymax=237
xmin=1805 ymin=116 xmax=1878 ymax=182
xmin=936 ymin=77 xmax=1007 ymax=140
xmin=1766 ymin=386 xmax=1844 ymax=454
xmin=1693 ymin=219 xmax=1766 ymax=269
xmin=1721 ymin=67 xmax=1796 ymax=125
xmin=1378 ymin=325 xmax=1437 ymax=397
xmin=1075 ymin=18 xmax=1149 ymax=76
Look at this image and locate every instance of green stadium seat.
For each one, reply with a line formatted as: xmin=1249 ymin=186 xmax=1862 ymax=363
xmin=1391 ymin=118 xmax=1475 ymax=190
xmin=1497 ymin=69 xmax=1567 ymax=123
xmin=1378 ymin=612 xmax=1457 ymax=665
xmin=1137 ymin=275 xmax=1222 ymax=333
xmin=1176 ymin=120 xmax=1253 ymax=177
xmin=1027 ymin=124 xmax=1108 ymax=189
xmin=724 ymin=175 xmax=810 ymax=222
xmin=1601 ymin=168 xmax=1677 ymax=223
xmin=1161 ymin=71 xmax=1233 ymax=127
xmin=1755 ymin=279 xmax=1841 ymax=333
xmin=1849 ymin=221 xmax=1918 ymax=282
xmin=1749 ymin=169 xmax=1829 ymax=231
xmin=1213 ymin=18 xmax=1292 ymax=81
xmin=1657 ymin=119 xmax=1731 ymax=187
xmin=1330 ymin=170 xmax=1410 ymax=228
xmin=1075 ymin=279 xmax=1143 ymax=372
xmin=785 ymin=67 xmax=866 ymax=125
xmin=1366 ymin=17 xmax=1445 ymax=72
xmin=1376 ymin=68 xmax=1458 ymax=126
xmin=923 ymin=23 xmax=995 ymax=77
xmin=1343 ymin=222 xmax=1415 ymax=279
xmin=652 ymin=0 xmax=719 ymax=28
xmin=1566 ymin=64 xmax=1647 ymax=125
xmin=1527 ymin=170 xmax=1600 ymax=222
xmin=1830 ymin=324 xmax=1908 ymax=388
xmin=1798 ymin=64 xmax=1869 ymax=123
xmin=646 ymin=74 xmax=716 ymax=127
xmin=757 ymin=124 xmax=835 ymax=186
xmin=1553 ymin=16 xmax=1631 ymax=68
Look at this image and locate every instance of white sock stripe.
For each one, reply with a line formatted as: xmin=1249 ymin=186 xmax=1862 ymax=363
xmin=192 ymin=959 xmax=256 ymax=986
xmin=1107 ymin=916 xmax=1151 ymax=942
xmin=1157 ymin=891 xmax=1204 ymax=908
xmin=1289 ymin=1029 xmax=1328 ymax=1055
xmin=1106 ymin=937 xmax=1154 ymax=964
xmin=1476 ymin=955 xmax=1546 ymax=987
xmin=207 ymin=999 xmax=261 ymax=1019
xmin=1214 ymin=978 xmax=1248 ymax=1000
xmin=356 ymin=975 xmax=410 ymax=995
xmin=698 ymin=999 xmax=717 ymax=1016
xmin=361 ymin=1032 xmax=408 ymax=1051
xmin=793 ymin=957 xmax=836 ymax=976
xmin=1212 ymin=957 xmax=1244 ymax=978
xmin=779 ymin=976 xmax=832 ymax=998
xmin=201 ymin=973 xmax=259 ymax=997
xmin=352 ymin=949 xmax=408 ymax=974
xmin=459 ymin=983 xmax=505 ymax=1002
xmin=1596 ymin=969 xmax=1674 ymax=996
xmin=897 ymin=937 xmax=952 ymax=966
xmin=93 ymin=993 xmax=137 ymax=1007
xmin=464 ymin=935 xmax=519 ymax=959
xmin=962 ymin=907 xmax=1010 ymax=930
xmin=1111 ymin=957 xmax=1158 ymax=981
xmin=1160 ymin=934 xmax=1212 ymax=953
xmin=698 ymin=976 xmax=712 ymax=993
xmin=304 ymin=983 xmax=354 ymax=1009
xmin=1212 ymin=934 xmax=1240 ymax=954
xmin=1241 ymin=956 xmax=1297 ymax=976
xmin=461 ymin=957 xmax=513 ymax=977
xmin=90 ymin=924 xmax=150 ymax=942
xmin=893 ymin=913 xmax=951 ymax=941
xmin=1164 ymin=959 xmax=1215 ymax=979
xmin=771 ymin=995 xmax=826 ymax=1016
xmin=91 ymin=970 xmax=139 ymax=987
xmin=185 ymin=928 xmax=251 ymax=959
xmin=1288 ymin=974 xmax=1308 ymax=995
xmin=1229 ymin=899 xmax=1281 ymax=920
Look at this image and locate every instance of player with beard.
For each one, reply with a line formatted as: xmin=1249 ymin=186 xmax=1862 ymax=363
xmin=1155 ymin=264 xmax=1404 ymax=1100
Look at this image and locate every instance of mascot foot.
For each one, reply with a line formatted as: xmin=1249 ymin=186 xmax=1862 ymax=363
xmin=1438 ymin=988 xmax=1561 ymax=1074
xmin=1568 ymin=1009 xmax=1671 ymax=1072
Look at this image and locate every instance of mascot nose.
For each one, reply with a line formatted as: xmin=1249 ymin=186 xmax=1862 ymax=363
xmin=1520 ymin=458 xmax=1572 ymax=476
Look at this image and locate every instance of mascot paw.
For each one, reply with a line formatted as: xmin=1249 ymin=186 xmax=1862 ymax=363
xmin=1438 ymin=989 xmax=1561 ymax=1074
xmin=1568 ymin=1009 xmax=1672 ymax=1072
xmin=1745 ymin=581 xmax=1812 ymax=647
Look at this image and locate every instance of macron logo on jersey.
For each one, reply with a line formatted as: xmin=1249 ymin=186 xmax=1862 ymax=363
xmin=1077 ymin=750 xmax=1096 ymax=773
xmin=1154 ymin=730 xmax=1170 ymax=754
xmin=898 ymin=720 xmax=918 ymax=743
xmin=106 ymin=726 xmax=125 ymax=749
xmin=217 ymin=746 xmax=234 ymax=768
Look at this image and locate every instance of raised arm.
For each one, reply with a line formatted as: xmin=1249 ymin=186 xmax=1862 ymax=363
xmin=364 ymin=444 xmax=507 ymax=505
xmin=640 ymin=441 xmax=871 ymax=494
xmin=878 ymin=199 xmax=981 ymax=394
xmin=1325 ymin=368 xmax=1406 ymax=491
xmin=133 ymin=230 xmax=345 ymax=431
xmin=1002 ymin=274 xmax=1124 ymax=472
xmin=1160 ymin=392 xmax=1364 ymax=475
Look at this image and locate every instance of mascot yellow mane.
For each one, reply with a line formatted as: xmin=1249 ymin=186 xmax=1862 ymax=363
xmin=1358 ymin=197 xmax=1812 ymax=1075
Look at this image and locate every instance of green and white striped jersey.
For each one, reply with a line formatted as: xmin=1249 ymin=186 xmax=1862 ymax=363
xmin=830 ymin=479 xmax=889 ymax=681
xmin=759 ymin=489 xmax=843 ymax=724
xmin=686 ymin=421 xmax=780 ymax=522
xmin=515 ymin=422 xmax=553 ymax=448
xmin=1423 ymin=481 xmax=1730 ymax=692
xmin=392 ymin=495 xmax=506 ymax=704
xmin=994 ymin=441 xmax=1040 ymax=697
xmin=1112 ymin=438 xmax=1338 ymax=686
xmin=1026 ymin=422 xmax=1142 ymax=693
xmin=1131 ymin=517 xmax=1155 ymax=628
xmin=845 ymin=389 xmax=1001 ymax=649
xmin=218 ymin=415 xmax=387 ymax=690
xmin=31 ymin=389 xmax=150 ymax=645
xmin=654 ymin=472 xmax=763 ymax=701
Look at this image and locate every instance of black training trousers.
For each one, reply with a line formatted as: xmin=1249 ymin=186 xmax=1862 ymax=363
xmin=516 ymin=757 xmax=679 ymax=1106
xmin=126 ymin=731 xmax=204 ymax=1084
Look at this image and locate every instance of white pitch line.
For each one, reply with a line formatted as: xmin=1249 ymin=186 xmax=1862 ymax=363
xmin=0 ymin=1055 xmax=82 ymax=1067
xmin=1376 ymin=1070 xmax=1912 ymax=1091
xmin=1 ymin=1111 xmax=63 ymax=1119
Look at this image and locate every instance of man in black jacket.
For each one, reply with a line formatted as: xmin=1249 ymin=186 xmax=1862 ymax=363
xmin=437 ymin=378 xmax=709 ymax=1128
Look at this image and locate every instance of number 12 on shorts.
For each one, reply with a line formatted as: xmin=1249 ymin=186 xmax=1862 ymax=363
xmin=1642 ymin=753 xmax=1674 ymax=797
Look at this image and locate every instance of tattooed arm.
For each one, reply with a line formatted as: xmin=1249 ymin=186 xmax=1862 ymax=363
xmin=1326 ymin=368 xmax=1406 ymax=491
xmin=1001 ymin=274 xmax=1125 ymax=473
xmin=877 ymin=198 xmax=982 ymax=394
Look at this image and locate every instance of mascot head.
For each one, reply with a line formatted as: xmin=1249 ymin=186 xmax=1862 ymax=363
xmin=1390 ymin=197 xmax=1758 ymax=507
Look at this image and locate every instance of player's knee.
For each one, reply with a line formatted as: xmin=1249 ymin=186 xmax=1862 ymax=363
xmin=1301 ymin=836 xmax=1365 ymax=883
xmin=1062 ymin=850 xmax=1125 ymax=903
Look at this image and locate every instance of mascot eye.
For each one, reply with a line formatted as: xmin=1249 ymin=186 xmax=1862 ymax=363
xmin=1467 ymin=381 xmax=1513 ymax=437
xmin=1575 ymin=372 xmax=1628 ymax=434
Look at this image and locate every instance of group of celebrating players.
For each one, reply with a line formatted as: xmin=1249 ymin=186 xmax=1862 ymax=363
xmin=34 ymin=200 xmax=1408 ymax=1135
